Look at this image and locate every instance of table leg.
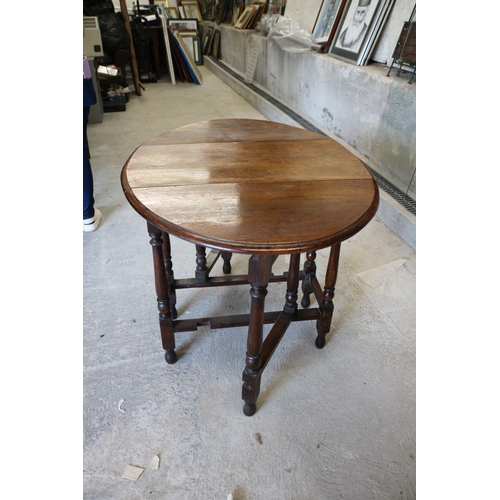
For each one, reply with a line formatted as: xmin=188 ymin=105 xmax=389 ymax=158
xmin=301 ymin=251 xmax=317 ymax=308
xmin=195 ymin=245 xmax=208 ymax=282
xmin=284 ymin=253 xmax=301 ymax=315
xmin=221 ymin=251 xmax=232 ymax=274
xmin=162 ymin=231 xmax=177 ymax=319
xmin=315 ymin=243 xmax=341 ymax=349
xmin=148 ymin=222 xmax=177 ymax=364
xmin=242 ymin=254 xmax=274 ymax=416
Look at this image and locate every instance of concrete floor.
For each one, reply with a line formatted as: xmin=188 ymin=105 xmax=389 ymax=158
xmin=84 ymin=65 xmax=416 ymax=499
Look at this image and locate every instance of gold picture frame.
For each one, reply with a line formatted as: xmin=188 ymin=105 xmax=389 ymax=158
xmin=234 ymin=5 xmax=256 ymax=29
xmin=181 ymin=1 xmax=203 ymax=22
xmin=165 ymin=7 xmax=179 ymax=19
xmin=231 ymin=4 xmax=244 ymax=26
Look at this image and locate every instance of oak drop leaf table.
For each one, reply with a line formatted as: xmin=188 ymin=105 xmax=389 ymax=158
xmin=121 ymin=119 xmax=379 ymax=416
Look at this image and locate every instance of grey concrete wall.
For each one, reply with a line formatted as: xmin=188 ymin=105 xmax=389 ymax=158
xmin=210 ymin=24 xmax=416 ymax=198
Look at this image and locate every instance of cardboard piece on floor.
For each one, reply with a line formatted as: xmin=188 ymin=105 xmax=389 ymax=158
xmin=150 ymin=455 xmax=160 ymax=470
xmin=121 ymin=465 xmax=145 ymax=481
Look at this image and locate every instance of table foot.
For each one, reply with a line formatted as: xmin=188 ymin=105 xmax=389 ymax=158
xmin=165 ymin=349 xmax=178 ymax=364
xmin=243 ymin=402 xmax=256 ymax=416
xmin=171 ymin=306 xmax=178 ymax=320
xmin=242 ymin=367 xmax=262 ymax=416
xmin=315 ymin=335 xmax=326 ymax=349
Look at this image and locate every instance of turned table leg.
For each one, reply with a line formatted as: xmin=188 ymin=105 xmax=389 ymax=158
xmin=284 ymin=253 xmax=301 ymax=315
xmin=162 ymin=231 xmax=177 ymax=319
xmin=148 ymin=222 xmax=177 ymax=364
xmin=242 ymin=254 xmax=273 ymax=416
xmin=221 ymin=251 xmax=232 ymax=274
xmin=315 ymin=243 xmax=341 ymax=349
xmin=195 ymin=244 xmax=208 ymax=282
xmin=301 ymin=251 xmax=317 ymax=308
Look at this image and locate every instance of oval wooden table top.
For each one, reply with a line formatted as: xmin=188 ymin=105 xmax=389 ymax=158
xmin=121 ymin=119 xmax=380 ymax=254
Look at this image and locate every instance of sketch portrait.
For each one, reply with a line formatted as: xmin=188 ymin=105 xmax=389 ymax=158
xmin=334 ymin=0 xmax=377 ymax=54
xmin=313 ymin=0 xmax=342 ymax=43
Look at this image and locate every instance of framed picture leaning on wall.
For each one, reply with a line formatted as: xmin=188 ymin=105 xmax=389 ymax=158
xmin=165 ymin=7 xmax=180 ymax=19
xmin=329 ymin=0 xmax=385 ymax=64
xmin=312 ymin=0 xmax=344 ymax=44
xmin=182 ymin=1 xmax=203 ymax=22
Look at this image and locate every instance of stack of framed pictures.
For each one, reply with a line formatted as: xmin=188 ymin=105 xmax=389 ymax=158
xmin=167 ymin=18 xmax=202 ymax=66
xmin=231 ymin=4 xmax=244 ymax=27
xmin=202 ymin=25 xmax=221 ymax=59
xmin=157 ymin=15 xmax=203 ymax=84
xmin=171 ymin=29 xmax=203 ymax=82
xmin=234 ymin=2 xmax=266 ymax=30
xmin=312 ymin=0 xmax=394 ymax=66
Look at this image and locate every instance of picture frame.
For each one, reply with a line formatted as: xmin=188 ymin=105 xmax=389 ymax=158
xmin=212 ymin=29 xmax=221 ymax=59
xmin=179 ymin=30 xmax=198 ymax=38
xmin=252 ymin=2 xmax=267 ymax=25
xmin=172 ymin=29 xmax=203 ymax=84
xmin=168 ymin=18 xmax=199 ymax=32
xmin=158 ymin=9 xmax=176 ymax=84
xmin=165 ymin=7 xmax=179 ymax=19
xmin=312 ymin=0 xmax=344 ymax=44
xmin=193 ymin=37 xmax=203 ymax=65
xmin=329 ymin=0 xmax=384 ymax=64
xmin=234 ymin=5 xmax=256 ymax=29
xmin=202 ymin=25 xmax=214 ymax=54
xmin=181 ymin=1 xmax=203 ymax=22
xmin=180 ymin=34 xmax=196 ymax=62
xmin=231 ymin=4 xmax=244 ymax=26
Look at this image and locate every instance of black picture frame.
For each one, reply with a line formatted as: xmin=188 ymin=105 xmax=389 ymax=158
xmin=167 ymin=18 xmax=199 ymax=32
xmin=193 ymin=37 xmax=203 ymax=65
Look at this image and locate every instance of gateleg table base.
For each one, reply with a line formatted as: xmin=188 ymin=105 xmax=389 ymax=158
xmin=147 ymin=222 xmax=341 ymax=416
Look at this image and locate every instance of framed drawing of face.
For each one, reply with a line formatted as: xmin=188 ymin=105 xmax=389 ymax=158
xmin=312 ymin=0 xmax=343 ymax=44
xmin=329 ymin=0 xmax=382 ymax=63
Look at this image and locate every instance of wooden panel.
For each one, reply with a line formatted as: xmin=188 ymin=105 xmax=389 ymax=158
xmin=144 ymin=119 xmax=327 ymax=145
xmin=125 ymin=140 xmax=370 ymax=188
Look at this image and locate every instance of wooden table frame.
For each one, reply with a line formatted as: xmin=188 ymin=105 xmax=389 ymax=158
xmin=147 ymin=222 xmax=341 ymax=416
xmin=121 ymin=119 xmax=379 ymax=416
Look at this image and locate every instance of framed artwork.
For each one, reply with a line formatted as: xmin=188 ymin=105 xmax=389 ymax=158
xmin=181 ymin=1 xmax=203 ymax=22
xmin=168 ymin=18 xmax=199 ymax=31
xmin=212 ymin=29 xmax=221 ymax=59
xmin=312 ymin=0 xmax=344 ymax=44
xmin=180 ymin=34 xmax=195 ymax=62
xmin=231 ymin=4 xmax=244 ymax=26
xmin=165 ymin=7 xmax=179 ymax=19
xmin=193 ymin=37 xmax=203 ymax=65
xmin=234 ymin=5 xmax=256 ymax=29
xmin=158 ymin=9 xmax=176 ymax=84
xmin=329 ymin=0 xmax=383 ymax=63
xmin=202 ymin=25 xmax=214 ymax=54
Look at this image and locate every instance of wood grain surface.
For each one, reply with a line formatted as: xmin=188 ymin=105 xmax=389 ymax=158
xmin=121 ymin=119 xmax=379 ymax=253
